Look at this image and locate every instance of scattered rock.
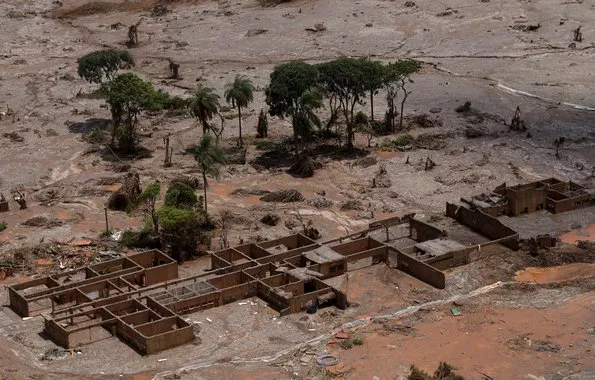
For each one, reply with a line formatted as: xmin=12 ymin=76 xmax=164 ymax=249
xmin=306 ymin=197 xmax=333 ymax=209
xmin=152 ymin=4 xmax=169 ymax=16
xmin=260 ymin=190 xmax=304 ymax=203
xmin=415 ymin=133 xmax=448 ymax=150
xmin=261 ymin=214 xmax=280 ymax=226
xmin=288 ymin=156 xmax=321 ymax=178
xmin=354 ymin=156 xmax=377 ymax=168
xmin=429 ymin=108 xmax=442 ymax=114
xmin=340 ymin=200 xmax=364 ymax=211
xmin=365 ymin=23 xmax=373 ymax=27
xmin=404 ymin=1 xmax=416 ymax=7
xmin=22 ymin=216 xmax=62 ymax=228
xmin=464 ymin=126 xmax=487 ymax=138
xmin=306 ymin=23 xmax=326 ymax=33
xmin=3 ymin=132 xmax=24 ymax=143
xmin=406 ymin=113 xmax=443 ymax=129
xmin=245 ymin=29 xmax=268 ymax=37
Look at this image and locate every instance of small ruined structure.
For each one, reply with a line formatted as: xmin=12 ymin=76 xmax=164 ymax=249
xmin=458 ymin=178 xmax=591 ymax=217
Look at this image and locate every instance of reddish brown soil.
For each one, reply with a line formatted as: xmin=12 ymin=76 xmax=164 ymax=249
xmin=324 ymin=294 xmax=595 ymax=379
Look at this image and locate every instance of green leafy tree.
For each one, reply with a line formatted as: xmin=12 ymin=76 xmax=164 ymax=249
xmin=363 ymin=59 xmax=384 ymax=122
xmin=194 ymin=134 xmax=226 ymax=213
xmin=265 ymin=61 xmax=322 ymax=156
xmin=131 ymin=182 xmax=161 ymax=233
xmin=189 ymin=85 xmax=220 ymax=135
xmin=164 ymin=182 xmax=198 ymax=209
xmin=77 ymin=49 xmax=134 ymax=84
xmin=224 ymin=75 xmax=254 ymax=147
xmin=292 ymin=90 xmax=323 ymax=151
xmin=102 ymin=73 xmax=156 ymax=152
xmin=156 ymin=205 xmax=204 ymax=261
xmin=317 ymin=58 xmax=368 ymax=148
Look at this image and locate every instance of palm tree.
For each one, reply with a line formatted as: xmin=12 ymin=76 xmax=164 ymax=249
xmin=194 ymin=133 xmax=226 ymax=214
xmin=189 ymin=85 xmax=220 ymax=134
xmin=224 ymin=75 xmax=254 ymax=147
xmin=293 ymin=90 xmax=322 ymax=156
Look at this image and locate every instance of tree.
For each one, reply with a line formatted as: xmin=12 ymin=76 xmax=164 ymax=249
xmin=363 ymin=59 xmax=384 ymax=122
xmin=224 ymin=75 xmax=254 ymax=147
xmin=131 ymin=182 xmax=161 ymax=233
xmin=317 ymin=58 xmax=368 ymax=148
xmin=77 ymin=49 xmax=134 ymax=84
xmin=194 ymin=133 xmax=226 ymax=213
xmin=102 ymin=73 xmax=156 ymax=152
xmin=189 ymin=85 xmax=220 ymax=135
xmin=164 ymin=181 xmax=198 ymax=209
xmin=394 ymin=59 xmax=421 ymax=129
xmin=156 ymin=205 xmax=204 ymax=261
xmin=292 ymin=90 xmax=323 ymax=152
xmin=266 ymin=61 xmax=321 ymax=156
xmin=257 ymin=108 xmax=268 ymax=138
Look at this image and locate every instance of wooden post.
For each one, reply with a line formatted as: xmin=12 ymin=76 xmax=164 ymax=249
xmin=104 ymin=207 xmax=109 ymax=233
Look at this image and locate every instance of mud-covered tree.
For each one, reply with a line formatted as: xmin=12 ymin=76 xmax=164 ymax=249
xmin=257 ymin=108 xmax=268 ymax=138
xmin=102 ymin=73 xmax=156 ymax=152
xmin=317 ymin=58 xmax=368 ymax=148
xmin=224 ymin=75 xmax=254 ymax=147
xmin=265 ymin=61 xmax=321 ymax=156
xmin=383 ymin=59 xmax=422 ymax=131
xmin=131 ymin=182 xmax=161 ymax=233
xmin=77 ymin=49 xmax=134 ymax=85
xmin=189 ymin=85 xmax=220 ymax=135
xmin=194 ymin=133 xmax=226 ymax=214
xmin=363 ymin=59 xmax=384 ymax=122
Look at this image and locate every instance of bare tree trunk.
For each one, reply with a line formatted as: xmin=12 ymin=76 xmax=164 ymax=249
xmin=370 ymin=91 xmax=375 ymax=122
xmin=399 ymin=90 xmax=410 ymax=131
xmin=202 ymin=167 xmax=208 ymax=214
xmin=237 ymin=105 xmax=243 ymax=147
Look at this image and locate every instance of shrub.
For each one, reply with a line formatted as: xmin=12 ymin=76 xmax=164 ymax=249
xmin=85 ymin=127 xmax=106 ymax=144
xmin=0 ymin=222 xmax=7 ymax=232
xmin=354 ymin=110 xmax=369 ymax=126
xmin=393 ymin=134 xmax=414 ymax=147
xmin=164 ymin=182 xmax=198 ymax=209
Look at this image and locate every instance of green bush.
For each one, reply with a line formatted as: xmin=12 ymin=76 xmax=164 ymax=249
xmin=0 ymin=222 xmax=7 ymax=232
xmin=354 ymin=110 xmax=369 ymax=126
xmin=164 ymin=182 xmax=198 ymax=209
xmin=86 ymin=127 xmax=106 ymax=144
xmin=393 ymin=134 xmax=414 ymax=147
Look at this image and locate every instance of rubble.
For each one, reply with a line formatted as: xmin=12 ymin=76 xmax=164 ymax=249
xmin=260 ymin=190 xmax=304 ymax=203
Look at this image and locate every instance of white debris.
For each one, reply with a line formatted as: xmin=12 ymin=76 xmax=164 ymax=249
xmin=157 ymin=358 xmax=168 ymax=362
xmin=206 ymin=318 xmax=212 ymax=322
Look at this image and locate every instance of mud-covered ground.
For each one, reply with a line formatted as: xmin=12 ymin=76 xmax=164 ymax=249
xmin=0 ymin=0 xmax=594 ymax=378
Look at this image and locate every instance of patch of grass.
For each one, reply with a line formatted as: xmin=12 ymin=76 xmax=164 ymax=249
xmin=99 ymin=229 xmax=112 ymax=238
xmin=0 ymin=222 xmax=7 ymax=232
xmin=352 ymin=337 xmax=364 ymax=346
xmin=255 ymin=139 xmax=289 ymax=152
xmin=85 ymin=127 xmax=106 ymax=144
